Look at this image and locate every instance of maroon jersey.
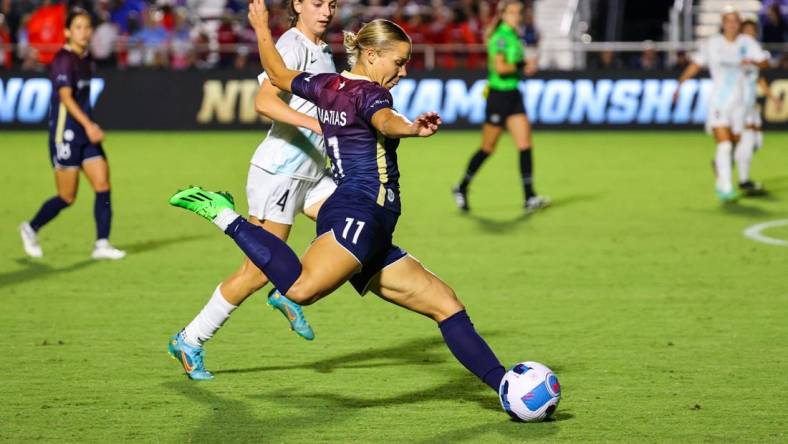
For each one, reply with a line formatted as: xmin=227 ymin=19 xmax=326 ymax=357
xmin=48 ymin=47 xmax=93 ymax=140
xmin=291 ymin=71 xmax=402 ymax=213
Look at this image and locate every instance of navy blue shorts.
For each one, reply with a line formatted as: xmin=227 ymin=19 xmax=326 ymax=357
xmin=48 ymin=136 xmax=105 ymax=169
xmin=316 ymin=187 xmax=408 ymax=295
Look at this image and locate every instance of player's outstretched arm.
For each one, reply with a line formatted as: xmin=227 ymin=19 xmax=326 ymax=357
xmin=248 ymin=0 xmax=300 ymax=93
xmin=371 ymin=109 xmax=442 ymax=138
xmin=255 ymin=80 xmax=322 ymax=135
xmin=673 ymin=62 xmax=701 ymax=103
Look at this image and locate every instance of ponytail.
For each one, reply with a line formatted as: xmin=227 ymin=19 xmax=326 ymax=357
xmin=343 ymin=31 xmax=360 ymax=66
xmin=343 ymin=19 xmax=410 ymax=67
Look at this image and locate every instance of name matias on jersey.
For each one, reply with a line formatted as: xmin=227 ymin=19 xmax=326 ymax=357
xmin=317 ymin=107 xmax=347 ymax=126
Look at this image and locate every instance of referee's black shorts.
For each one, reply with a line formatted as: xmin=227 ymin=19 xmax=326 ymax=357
xmin=485 ymin=88 xmax=526 ymax=126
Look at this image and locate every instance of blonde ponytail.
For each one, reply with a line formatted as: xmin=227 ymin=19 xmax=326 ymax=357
xmin=343 ymin=19 xmax=411 ymax=67
xmin=343 ymin=30 xmax=360 ymax=66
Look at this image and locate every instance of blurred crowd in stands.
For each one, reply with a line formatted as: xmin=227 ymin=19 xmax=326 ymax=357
xmin=0 ymin=0 xmax=785 ymax=71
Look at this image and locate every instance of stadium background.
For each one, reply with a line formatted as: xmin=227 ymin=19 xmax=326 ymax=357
xmin=1 ymin=0 xmax=787 ymax=130
xmin=1 ymin=0 xmax=787 ymax=442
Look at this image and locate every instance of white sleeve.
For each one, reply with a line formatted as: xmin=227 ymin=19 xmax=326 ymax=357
xmin=257 ymin=42 xmax=307 ymax=85
xmin=691 ymin=39 xmax=709 ymax=67
xmin=749 ymin=40 xmax=767 ymax=63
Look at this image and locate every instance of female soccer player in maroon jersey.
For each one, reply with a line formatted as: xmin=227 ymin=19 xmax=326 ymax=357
xmin=20 ymin=7 xmax=125 ymax=260
xmin=170 ymin=0 xmax=510 ymax=397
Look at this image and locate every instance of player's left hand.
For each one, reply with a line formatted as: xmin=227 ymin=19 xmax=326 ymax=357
xmin=412 ymin=112 xmax=442 ymax=137
xmin=86 ymin=123 xmax=104 ymax=144
xmin=247 ymin=0 xmax=270 ymax=33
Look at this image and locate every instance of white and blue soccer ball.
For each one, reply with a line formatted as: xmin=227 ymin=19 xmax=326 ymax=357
xmin=498 ymin=361 xmax=561 ymax=422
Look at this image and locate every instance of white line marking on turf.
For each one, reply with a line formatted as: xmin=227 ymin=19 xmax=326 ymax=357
xmin=743 ymin=219 xmax=788 ymax=247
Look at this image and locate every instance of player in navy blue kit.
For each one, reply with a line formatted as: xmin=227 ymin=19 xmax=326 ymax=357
xmin=170 ymin=0 xmax=509 ymax=397
xmin=19 ymin=8 xmax=125 ymax=260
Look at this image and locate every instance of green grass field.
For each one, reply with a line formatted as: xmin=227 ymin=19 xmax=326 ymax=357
xmin=1 ymin=130 xmax=787 ymax=442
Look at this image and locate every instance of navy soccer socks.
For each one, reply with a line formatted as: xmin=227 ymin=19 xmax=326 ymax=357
xmin=459 ymin=149 xmax=490 ymax=191
xmin=94 ymin=191 xmax=112 ymax=240
xmin=519 ymin=148 xmax=535 ymax=200
xmin=30 ymin=196 xmax=70 ymax=231
xmin=224 ymin=217 xmax=302 ymax=294
xmin=439 ymin=310 xmax=506 ymax=391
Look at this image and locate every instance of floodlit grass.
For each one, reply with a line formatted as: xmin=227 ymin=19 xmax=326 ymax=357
xmin=1 ymin=130 xmax=787 ymax=442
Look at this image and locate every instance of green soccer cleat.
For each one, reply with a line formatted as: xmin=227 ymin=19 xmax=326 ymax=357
xmin=169 ymin=186 xmax=235 ymax=221
xmin=267 ymin=288 xmax=315 ymax=341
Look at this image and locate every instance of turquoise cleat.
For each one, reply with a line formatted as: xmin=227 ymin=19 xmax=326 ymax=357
xmin=167 ymin=331 xmax=214 ymax=381
xmin=716 ymin=188 xmax=738 ymax=203
xmin=267 ymin=288 xmax=315 ymax=341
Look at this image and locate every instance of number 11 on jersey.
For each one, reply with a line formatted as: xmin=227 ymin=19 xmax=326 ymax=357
xmin=342 ymin=217 xmax=365 ymax=244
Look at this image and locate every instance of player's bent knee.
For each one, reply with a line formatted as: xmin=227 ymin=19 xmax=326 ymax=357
xmin=409 ymin=275 xmax=464 ymax=322
xmin=284 ymin=279 xmax=321 ymax=306
xmin=431 ymin=286 xmax=465 ymax=322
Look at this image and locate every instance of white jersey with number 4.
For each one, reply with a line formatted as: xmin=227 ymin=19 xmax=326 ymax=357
xmin=692 ymin=33 xmax=767 ymax=111
xmin=252 ymin=28 xmax=336 ymax=182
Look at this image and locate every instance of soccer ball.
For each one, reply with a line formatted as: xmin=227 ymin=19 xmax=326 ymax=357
xmin=498 ymin=361 xmax=561 ymax=422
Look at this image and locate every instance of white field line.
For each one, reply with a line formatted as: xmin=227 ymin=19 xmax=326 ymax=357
xmin=743 ymin=219 xmax=788 ymax=247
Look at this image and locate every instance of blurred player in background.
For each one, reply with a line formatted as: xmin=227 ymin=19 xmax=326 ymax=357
xmin=171 ymin=0 xmax=510 ymax=397
xmin=19 ymin=7 xmax=125 ymax=260
xmin=675 ymin=9 xmax=768 ymax=202
xmin=167 ymin=0 xmax=338 ymax=381
xmin=452 ymin=0 xmax=549 ymax=213
xmin=737 ymin=19 xmax=781 ymax=195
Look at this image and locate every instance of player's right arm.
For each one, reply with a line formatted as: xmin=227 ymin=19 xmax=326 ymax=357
xmin=494 ymin=53 xmax=519 ymax=75
xmin=248 ymin=0 xmax=300 ymax=93
xmin=57 ymin=87 xmax=103 ymax=144
xmin=255 ymin=80 xmax=322 ymax=135
xmin=758 ymin=76 xmax=783 ymax=108
xmin=673 ymin=63 xmax=701 ymax=104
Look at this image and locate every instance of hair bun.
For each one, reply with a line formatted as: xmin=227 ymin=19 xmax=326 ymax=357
xmin=343 ymin=31 xmax=359 ymax=65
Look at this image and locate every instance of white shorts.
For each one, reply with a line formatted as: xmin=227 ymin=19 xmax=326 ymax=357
xmin=246 ymin=165 xmax=336 ymax=225
xmin=705 ymin=104 xmax=744 ymax=135
xmin=744 ymin=106 xmax=762 ymax=128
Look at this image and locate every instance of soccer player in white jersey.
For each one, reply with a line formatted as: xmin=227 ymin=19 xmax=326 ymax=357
xmin=737 ymin=19 xmax=780 ymax=195
xmin=167 ymin=0 xmax=338 ymax=381
xmin=675 ymin=9 xmax=769 ymax=202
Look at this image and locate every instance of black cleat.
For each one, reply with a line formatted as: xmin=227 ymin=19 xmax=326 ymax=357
xmin=452 ymin=185 xmax=470 ymax=212
xmin=739 ymin=180 xmax=767 ymax=196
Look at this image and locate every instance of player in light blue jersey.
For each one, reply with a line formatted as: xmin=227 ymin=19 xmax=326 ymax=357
xmin=735 ymin=19 xmax=781 ymax=196
xmin=168 ymin=0 xmax=338 ymax=381
xmin=169 ymin=0 xmax=511 ymax=399
xmin=675 ymin=9 xmax=768 ymax=203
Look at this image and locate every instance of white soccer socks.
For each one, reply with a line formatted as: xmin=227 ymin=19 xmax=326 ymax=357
xmin=735 ymin=130 xmax=755 ymax=184
xmin=213 ymin=208 xmax=241 ymax=232
xmin=714 ymin=141 xmax=734 ymax=193
xmin=183 ymin=284 xmax=238 ymax=347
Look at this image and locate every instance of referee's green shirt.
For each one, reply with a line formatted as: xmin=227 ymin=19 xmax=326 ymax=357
xmin=487 ymin=23 xmax=524 ymax=91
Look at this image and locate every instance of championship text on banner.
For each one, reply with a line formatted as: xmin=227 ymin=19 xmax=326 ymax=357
xmin=1 ymin=69 xmax=786 ymax=130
